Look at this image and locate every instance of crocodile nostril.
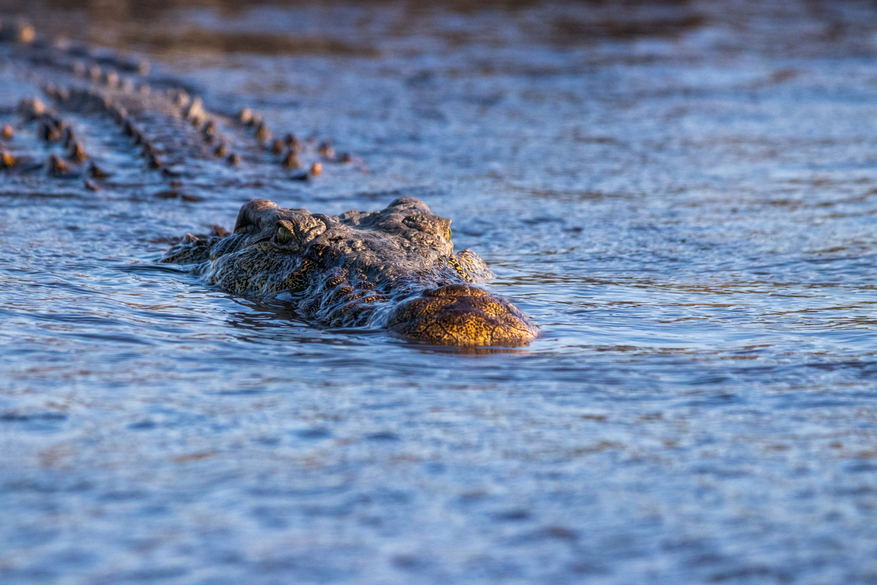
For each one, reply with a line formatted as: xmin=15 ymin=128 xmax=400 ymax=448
xmin=388 ymin=289 xmax=537 ymax=346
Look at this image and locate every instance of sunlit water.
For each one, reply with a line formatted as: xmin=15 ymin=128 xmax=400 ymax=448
xmin=2 ymin=1 xmax=877 ymax=583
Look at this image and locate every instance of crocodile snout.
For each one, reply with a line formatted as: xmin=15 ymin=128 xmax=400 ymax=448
xmin=387 ymin=284 xmax=537 ymax=346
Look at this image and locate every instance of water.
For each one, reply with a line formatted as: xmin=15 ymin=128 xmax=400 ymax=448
xmin=2 ymin=1 xmax=877 ymax=582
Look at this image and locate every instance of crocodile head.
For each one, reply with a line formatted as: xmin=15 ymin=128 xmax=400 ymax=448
xmin=164 ymin=197 xmax=537 ymax=346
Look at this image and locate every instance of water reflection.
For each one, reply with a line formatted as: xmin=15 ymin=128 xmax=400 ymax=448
xmin=9 ymin=0 xmax=709 ymax=56
xmin=3 ymin=0 xmax=877 ymax=583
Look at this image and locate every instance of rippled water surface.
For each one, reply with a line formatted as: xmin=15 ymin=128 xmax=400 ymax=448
xmin=2 ymin=1 xmax=877 ymax=583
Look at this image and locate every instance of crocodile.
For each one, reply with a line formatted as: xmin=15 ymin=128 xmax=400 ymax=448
xmin=162 ymin=197 xmax=538 ymax=346
xmin=0 ymin=18 xmax=333 ymax=196
xmin=0 ymin=18 xmax=537 ymax=346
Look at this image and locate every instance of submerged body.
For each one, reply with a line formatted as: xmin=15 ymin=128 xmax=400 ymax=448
xmin=163 ymin=197 xmax=537 ymax=346
xmin=0 ymin=20 xmax=534 ymax=347
xmin=0 ymin=19 xmax=337 ymax=198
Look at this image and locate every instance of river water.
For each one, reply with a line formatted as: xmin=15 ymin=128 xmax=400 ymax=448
xmin=1 ymin=1 xmax=877 ymax=583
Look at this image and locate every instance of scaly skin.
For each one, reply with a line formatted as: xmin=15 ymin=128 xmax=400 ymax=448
xmin=0 ymin=20 xmax=536 ymax=346
xmin=163 ymin=197 xmax=538 ymax=346
xmin=0 ymin=19 xmax=333 ymax=193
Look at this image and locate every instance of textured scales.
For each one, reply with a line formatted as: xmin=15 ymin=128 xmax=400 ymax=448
xmin=0 ymin=19 xmax=338 ymax=198
xmin=0 ymin=21 xmax=536 ymax=346
xmin=163 ymin=197 xmax=538 ymax=346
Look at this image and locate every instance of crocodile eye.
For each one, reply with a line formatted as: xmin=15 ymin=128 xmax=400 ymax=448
xmin=276 ymin=224 xmax=294 ymax=246
xmin=446 ymin=228 xmax=452 ymax=241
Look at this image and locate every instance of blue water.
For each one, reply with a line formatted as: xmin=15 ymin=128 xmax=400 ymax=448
xmin=2 ymin=1 xmax=877 ymax=583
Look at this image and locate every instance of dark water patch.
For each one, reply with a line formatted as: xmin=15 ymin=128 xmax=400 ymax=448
xmin=552 ymin=13 xmax=706 ymax=43
xmin=97 ymin=566 xmax=189 ymax=583
xmin=296 ymin=427 xmax=332 ymax=440
xmin=0 ymin=411 xmax=67 ymax=422
xmin=366 ymin=431 xmax=400 ymax=442
xmin=118 ymin=262 xmax=194 ymax=275
xmin=97 ymin=489 xmax=149 ymax=502
xmin=139 ymin=29 xmax=377 ymax=58
xmin=0 ymin=188 xmax=88 ymax=200
xmin=247 ymin=480 xmax=353 ymax=499
xmin=4 ymin=478 xmax=93 ymax=494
